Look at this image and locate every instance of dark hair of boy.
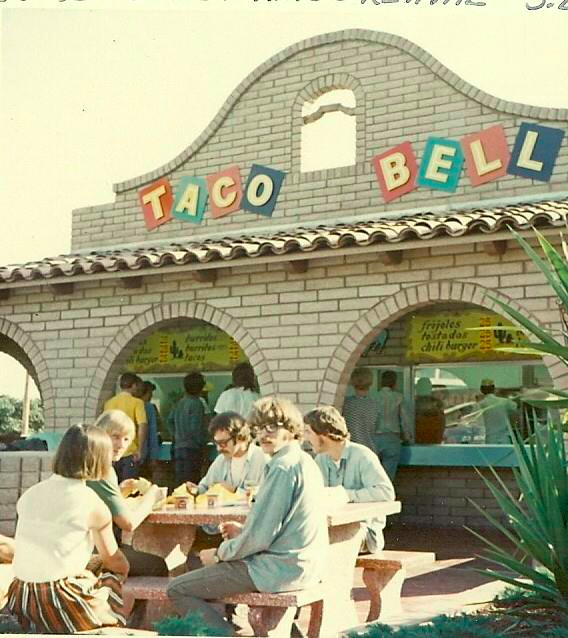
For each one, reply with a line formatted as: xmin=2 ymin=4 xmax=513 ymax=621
xmin=119 ymin=372 xmax=141 ymax=390
xmin=232 ymin=362 xmax=257 ymax=391
xmin=208 ymin=411 xmax=251 ymax=443
xmin=184 ymin=372 xmax=206 ymax=395
xmin=381 ymin=370 xmax=397 ymax=388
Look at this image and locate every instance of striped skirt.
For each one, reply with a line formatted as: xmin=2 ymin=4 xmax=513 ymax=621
xmin=6 ymin=569 xmax=127 ymax=634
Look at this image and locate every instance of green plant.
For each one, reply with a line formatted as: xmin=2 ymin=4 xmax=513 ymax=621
xmin=467 ymin=228 xmax=568 ymax=616
xmin=153 ymin=611 xmax=228 ymax=636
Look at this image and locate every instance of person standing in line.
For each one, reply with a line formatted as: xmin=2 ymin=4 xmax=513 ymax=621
xmin=7 ymin=424 xmax=129 ymax=634
xmin=304 ymin=405 xmax=395 ymax=553
xmin=166 ymin=396 xmax=328 ymax=636
xmin=136 ymin=381 xmax=162 ymax=481
xmin=478 ymin=378 xmax=518 ymax=444
xmin=104 ymin=372 xmax=147 ymax=482
xmin=168 ymin=372 xmax=209 ymax=485
xmin=342 ymin=367 xmax=380 ymax=452
xmin=374 ymin=370 xmax=413 ymax=482
xmin=214 ymin=362 xmax=260 ymax=417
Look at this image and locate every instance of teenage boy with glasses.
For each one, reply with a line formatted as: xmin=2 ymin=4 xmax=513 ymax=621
xmin=184 ymin=412 xmax=268 ymax=569
xmin=167 ymin=396 xmax=329 ymax=636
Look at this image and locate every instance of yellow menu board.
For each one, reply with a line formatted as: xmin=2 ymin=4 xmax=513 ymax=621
xmin=125 ymin=325 xmax=246 ymax=373
xmin=406 ymin=310 xmax=535 ymax=363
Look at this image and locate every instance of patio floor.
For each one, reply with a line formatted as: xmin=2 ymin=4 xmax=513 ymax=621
xmin=293 ymin=524 xmax=513 ymax=635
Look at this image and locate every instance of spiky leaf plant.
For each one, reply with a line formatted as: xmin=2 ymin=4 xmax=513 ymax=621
xmin=467 ymin=227 xmax=568 ymax=617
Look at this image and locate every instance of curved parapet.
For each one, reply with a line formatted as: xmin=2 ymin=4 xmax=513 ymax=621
xmin=114 ymin=28 xmax=568 ymax=194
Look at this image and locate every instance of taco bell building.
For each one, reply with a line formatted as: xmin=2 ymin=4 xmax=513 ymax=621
xmin=1 ymin=29 xmax=567 ymax=535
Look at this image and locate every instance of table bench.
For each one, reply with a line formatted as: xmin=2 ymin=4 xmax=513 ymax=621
xmin=356 ymin=550 xmax=436 ymax=621
xmin=122 ymin=575 xmax=324 ymax=637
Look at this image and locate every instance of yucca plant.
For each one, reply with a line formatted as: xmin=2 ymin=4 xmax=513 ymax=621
xmin=467 ymin=227 xmax=568 ymax=616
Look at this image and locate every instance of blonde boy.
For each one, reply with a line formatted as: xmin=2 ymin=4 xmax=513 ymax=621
xmin=89 ymin=410 xmax=167 ymax=577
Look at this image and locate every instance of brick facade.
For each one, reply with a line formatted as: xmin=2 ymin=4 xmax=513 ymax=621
xmin=1 ymin=29 xmax=566 ymax=529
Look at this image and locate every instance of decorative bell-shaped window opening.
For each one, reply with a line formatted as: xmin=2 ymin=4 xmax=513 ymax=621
xmin=300 ymin=89 xmax=356 ymax=173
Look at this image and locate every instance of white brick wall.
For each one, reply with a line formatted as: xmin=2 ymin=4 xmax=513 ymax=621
xmin=70 ymin=33 xmax=567 ymax=252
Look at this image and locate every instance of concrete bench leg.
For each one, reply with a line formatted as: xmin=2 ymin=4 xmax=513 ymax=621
xmin=362 ymin=565 xmax=404 ymax=622
xmin=248 ymin=606 xmax=296 ymax=638
xmin=306 ymin=600 xmax=323 ymax=638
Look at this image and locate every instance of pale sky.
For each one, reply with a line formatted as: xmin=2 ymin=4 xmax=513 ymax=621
xmin=0 ymin=0 xmax=567 ymax=400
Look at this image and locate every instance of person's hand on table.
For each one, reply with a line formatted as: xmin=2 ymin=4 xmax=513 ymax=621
xmin=185 ymin=481 xmax=199 ymax=493
xmin=200 ymin=548 xmax=218 ymax=566
xmin=218 ymin=481 xmax=236 ymax=493
xmin=219 ymin=521 xmax=243 ymax=540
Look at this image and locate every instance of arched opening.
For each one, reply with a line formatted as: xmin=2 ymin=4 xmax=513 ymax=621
xmin=341 ymin=301 xmax=553 ymax=447
xmin=0 ymin=336 xmax=43 ymax=438
xmin=300 ymin=89 xmax=356 ymax=172
xmin=98 ymin=317 xmax=256 ymax=443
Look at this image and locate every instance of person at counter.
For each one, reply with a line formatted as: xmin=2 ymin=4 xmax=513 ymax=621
xmin=304 ymin=405 xmax=394 ymax=553
xmin=414 ymin=377 xmax=446 ymax=444
xmin=342 ymin=367 xmax=379 ymax=452
xmin=375 ymin=370 xmax=413 ymax=481
xmin=478 ymin=378 xmax=518 ymax=444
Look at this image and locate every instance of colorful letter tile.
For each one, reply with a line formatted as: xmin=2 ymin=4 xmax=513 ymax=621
xmin=206 ymin=165 xmax=243 ymax=219
xmin=371 ymin=142 xmax=417 ymax=203
xmin=461 ymin=125 xmax=510 ymax=186
xmin=242 ymin=164 xmax=286 ymax=217
xmin=417 ymin=137 xmax=464 ymax=193
xmin=139 ymin=178 xmax=173 ymax=230
xmin=172 ymin=176 xmax=208 ymax=224
xmin=507 ymin=122 xmax=565 ymax=182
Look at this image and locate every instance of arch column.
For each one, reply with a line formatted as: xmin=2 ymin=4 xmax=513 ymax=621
xmin=316 ymin=281 xmax=563 ymax=407
xmin=0 ymin=317 xmax=56 ymax=428
xmin=85 ymin=301 xmax=276 ymax=418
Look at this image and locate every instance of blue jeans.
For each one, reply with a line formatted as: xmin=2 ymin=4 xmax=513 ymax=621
xmin=174 ymin=448 xmax=203 ymax=485
xmin=374 ymin=433 xmax=402 ymax=482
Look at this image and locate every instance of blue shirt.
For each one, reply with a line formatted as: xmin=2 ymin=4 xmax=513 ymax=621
xmin=197 ymin=443 xmax=268 ymax=495
xmin=315 ymin=441 xmax=395 ymax=552
xmin=167 ymin=395 xmax=207 ymax=451
xmin=375 ymin=387 xmax=411 ymax=438
xmin=217 ymin=442 xmax=329 ymax=593
xmin=140 ymin=401 xmax=161 ymax=463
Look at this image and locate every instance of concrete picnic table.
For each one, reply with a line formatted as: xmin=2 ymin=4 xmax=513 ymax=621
xmin=129 ymin=500 xmax=401 ymax=634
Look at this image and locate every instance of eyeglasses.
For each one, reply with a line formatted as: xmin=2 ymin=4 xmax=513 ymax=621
xmin=253 ymin=422 xmax=281 ymax=436
xmin=213 ymin=436 xmax=233 ymax=447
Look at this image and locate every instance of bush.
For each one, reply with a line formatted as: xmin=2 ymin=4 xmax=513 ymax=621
xmin=154 ymin=611 xmax=229 ymax=636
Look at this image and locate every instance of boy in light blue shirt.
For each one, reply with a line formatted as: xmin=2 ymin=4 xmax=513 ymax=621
xmin=304 ymin=405 xmax=395 ymax=553
xmin=167 ymin=396 xmax=328 ymax=635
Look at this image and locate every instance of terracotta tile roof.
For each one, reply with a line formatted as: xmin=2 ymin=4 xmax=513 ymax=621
xmin=1 ymin=199 xmax=567 ymax=285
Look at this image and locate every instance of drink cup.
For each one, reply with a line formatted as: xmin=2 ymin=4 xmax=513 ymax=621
xmin=174 ymin=495 xmax=189 ymax=510
xmin=207 ymin=494 xmax=219 ymax=509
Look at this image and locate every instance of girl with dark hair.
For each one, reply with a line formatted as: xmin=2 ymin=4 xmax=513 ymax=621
xmin=214 ymin=362 xmax=260 ymax=418
xmin=7 ymin=424 xmax=130 ymax=634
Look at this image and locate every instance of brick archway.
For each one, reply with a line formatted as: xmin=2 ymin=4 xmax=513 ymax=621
xmin=0 ymin=317 xmax=56 ymax=428
xmin=317 ymin=281 xmax=564 ymax=407
xmin=85 ymin=302 xmax=275 ymax=419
